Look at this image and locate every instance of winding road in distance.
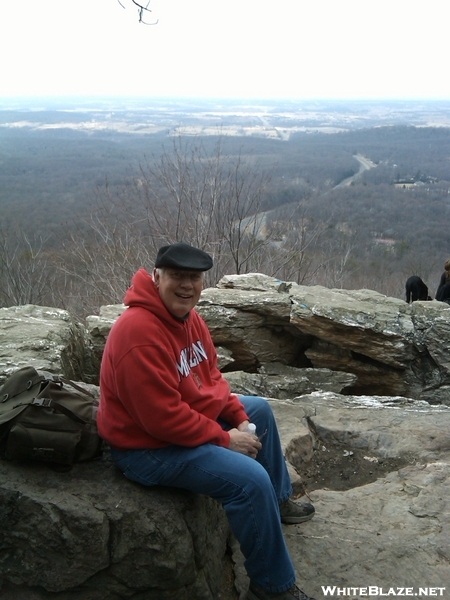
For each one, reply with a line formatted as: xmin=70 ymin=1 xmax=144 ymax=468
xmin=236 ymin=154 xmax=377 ymax=239
xmin=333 ymin=153 xmax=377 ymax=188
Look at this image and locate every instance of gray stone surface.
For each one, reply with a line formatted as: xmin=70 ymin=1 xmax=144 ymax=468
xmin=2 ymin=274 xmax=450 ymax=599
xmin=198 ymin=274 xmax=450 ymax=404
xmin=80 ymin=275 xmax=450 ymax=403
xmin=231 ymin=394 xmax=450 ymax=599
xmin=85 ymin=304 xmax=126 ymax=384
xmin=0 ymin=452 xmax=230 ymax=600
xmin=277 ymin=394 xmax=450 ymax=600
xmin=223 ymin=363 xmax=356 ymax=399
xmin=0 ymin=305 xmax=86 ymax=384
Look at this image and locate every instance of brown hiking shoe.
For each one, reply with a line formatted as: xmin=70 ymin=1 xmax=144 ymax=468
xmin=279 ymin=499 xmax=315 ymax=524
xmin=247 ymin=582 xmax=316 ymax=600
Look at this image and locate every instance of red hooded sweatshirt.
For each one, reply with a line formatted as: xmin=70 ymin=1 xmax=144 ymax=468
xmin=97 ymin=268 xmax=248 ymax=450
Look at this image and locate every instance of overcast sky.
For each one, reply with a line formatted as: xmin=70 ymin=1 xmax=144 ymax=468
xmin=0 ymin=0 xmax=448 ymax=100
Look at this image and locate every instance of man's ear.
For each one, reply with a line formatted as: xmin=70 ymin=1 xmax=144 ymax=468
xmin=153 ymin=268 xmax=160 ymax=286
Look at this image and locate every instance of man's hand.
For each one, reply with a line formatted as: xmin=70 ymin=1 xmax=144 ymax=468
xmin=237 ymin=420 xmax=250 ymax=432
xmin=228 ymin=428 xmax=262 ymax=458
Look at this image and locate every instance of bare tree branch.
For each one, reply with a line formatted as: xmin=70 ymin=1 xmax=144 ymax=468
xmin=118 ymin=0 xmax=159 ymax=25
xmin=0 ymin=228 xmax=59 ymax=307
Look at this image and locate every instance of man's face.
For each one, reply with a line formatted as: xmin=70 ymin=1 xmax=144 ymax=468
xmin=154 ymin=268 xmax=204 ymax=318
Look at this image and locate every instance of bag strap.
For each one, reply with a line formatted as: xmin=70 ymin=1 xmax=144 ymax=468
xmin=58 ymin=377 xmax=97 ymax=400
xmin=13 ymin=397 xmax=94 ymax=425
xmin=1 ymin=369 xmax=97 ymax=402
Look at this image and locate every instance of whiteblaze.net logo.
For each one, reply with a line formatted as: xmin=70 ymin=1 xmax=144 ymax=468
xmin=321 ymin=586 xmax=446 ymax=597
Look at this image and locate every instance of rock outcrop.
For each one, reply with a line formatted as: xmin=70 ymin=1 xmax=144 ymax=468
xmin=3 ymin=276 xmax=450 ymax=406
xmin=268 ymin=393 xmax=450 ymax=600
xmin=0 ymin=305 xmax=87 ymax=382
xmin=197 ymin=274 xmax=450 ymax=405
xmin=223 ymin=364 xmax=356 ymax=399
xmin=0 ymin=453 xmax=230 ymax=600
xmin=1 ymin=274 xmax=450 ymax=599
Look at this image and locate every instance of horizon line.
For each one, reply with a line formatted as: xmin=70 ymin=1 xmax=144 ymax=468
xmin=1 ymin=94 xmax=450 ymax=103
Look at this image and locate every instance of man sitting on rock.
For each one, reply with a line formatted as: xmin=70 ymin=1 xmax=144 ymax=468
xmin=98 ymin=241 xmax=315 ymax=600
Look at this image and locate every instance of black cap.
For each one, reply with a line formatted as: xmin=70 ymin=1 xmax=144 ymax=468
xmin=155 ymin=242 xmax=213 ymax=271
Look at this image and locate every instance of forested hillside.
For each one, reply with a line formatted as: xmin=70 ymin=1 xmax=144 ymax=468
xmin=1 ymin=107 xmax=449 ymax=319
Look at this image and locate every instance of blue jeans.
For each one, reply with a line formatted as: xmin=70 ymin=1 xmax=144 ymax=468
xmin=110 ymin=396 xmax=296 ymax=593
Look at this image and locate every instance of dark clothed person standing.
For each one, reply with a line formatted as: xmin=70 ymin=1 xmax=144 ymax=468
xmin=436 ymin=258 xmax=450 ymax=300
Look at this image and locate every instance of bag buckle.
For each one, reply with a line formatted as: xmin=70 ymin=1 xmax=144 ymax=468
xmin=32 ymin=397 xmax=52 ymax=407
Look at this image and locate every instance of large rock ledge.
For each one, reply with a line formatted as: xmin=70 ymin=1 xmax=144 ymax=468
xmin=0 ymin=305 xmax=87 ymax=382
xmin=0 ymin=453 xmax=230 ymax=600
xmin=1 ymin=274 xmax=450 ymax=598
xmin=198 ymin=274 xmax=450 ymax=405
xmin=2 ymin=275 xmax=450 ymax=406
xmin=269 ymin=394 xmax=450 ymax=599
xmin=2 ymin=393 xmax=449 ymax=599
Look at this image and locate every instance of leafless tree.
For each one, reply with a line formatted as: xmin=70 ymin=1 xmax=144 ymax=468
xmin=117 ymin=0 xmax=159 ymax=25
xmin=51 ymin=136 xmax=277 ymax=314
xmin=128 ymin=136 xmax=275 ymax=281
xmin=262 ymin=203 xmax=330 ymax=285
xmin=56 ymin=136 xmax=344 ymax=317
xmin=55 ymin=189 xmax=155 ymax=317
xmin=0 ymin=228 xmax=57 ymax=307
xmin=317 ymin=231 xmax=360 ymax=289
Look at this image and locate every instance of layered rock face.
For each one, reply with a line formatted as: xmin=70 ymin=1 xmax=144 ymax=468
xmin=197 ymin=273 xmax=450 ymax=405
xmin=2 ymin=276 xmax=450 ymax=404
xmin=1 ymin=275 xmax=449 ymax=599
xmin=0 ymin=305 xmax=87 ymax=382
